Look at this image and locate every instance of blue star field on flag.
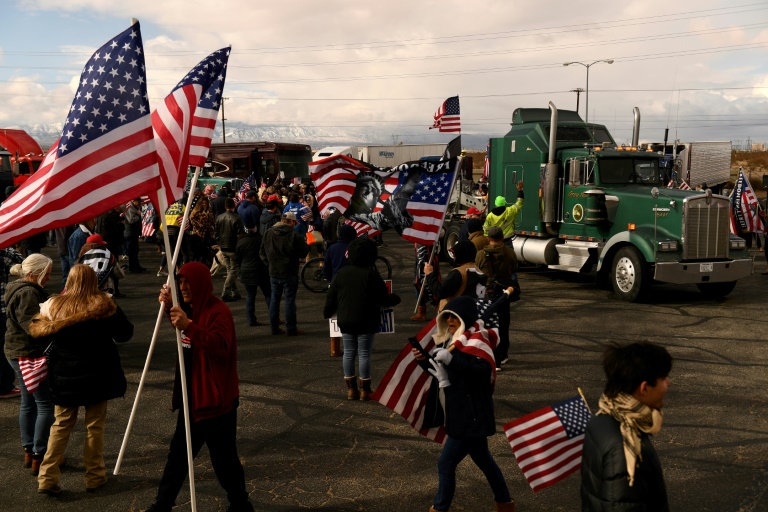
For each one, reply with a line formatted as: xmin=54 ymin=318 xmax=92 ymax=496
xmin=553 ymin=396 xmax=592 ymax=439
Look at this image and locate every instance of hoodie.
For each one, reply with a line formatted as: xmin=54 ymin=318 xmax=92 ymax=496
xmin=172 ymin=262 xmax=240 ymax=421
xmin=323 ymin=224 xmax=357 ymax=281
xmin=259 ymin=208 xmax=280 ymax=234
xmin=260 ymin=222 xmax=309 ymax=278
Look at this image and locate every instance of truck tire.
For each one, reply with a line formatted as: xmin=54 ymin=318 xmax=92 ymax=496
xmin=441 ymin=224 xmax=462 ymax=262
xmin=610 ymin=246 xmax=648 ymax=302
xmin=696 ymin=281 xmax=736 ymax=298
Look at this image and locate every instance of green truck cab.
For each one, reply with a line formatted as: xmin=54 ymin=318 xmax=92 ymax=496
xmin=488 ymin=102 xmax=752 ymax=301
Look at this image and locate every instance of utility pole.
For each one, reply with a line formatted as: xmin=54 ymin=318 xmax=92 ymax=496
xmin=221 ymin=97 xmax=229 ymax=143
xmin=570 ymin=88 xmax=584 ymax=115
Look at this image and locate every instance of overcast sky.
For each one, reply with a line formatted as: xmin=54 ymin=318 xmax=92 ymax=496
xmin=2 ymin=0 xmax=767 ymax=147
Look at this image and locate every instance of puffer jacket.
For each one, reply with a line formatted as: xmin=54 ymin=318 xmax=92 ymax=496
xmin=4 ymin=280 xmax=49 ymax=359
xmin=28 ymin=296 xmax=133 ymax=406
xmin=260 ymin=221 xmax=309 ymax=278
xmin=581 ymin=414 xmax=669 ymax=512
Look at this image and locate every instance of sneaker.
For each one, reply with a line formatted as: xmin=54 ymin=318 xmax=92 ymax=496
xmin=157 ymin=270 xmax=168 ymax=277
xmin=0 ymin=387 xmax=21 ymax=399
xmin=499 ymin=357 xmax=509 ymax=365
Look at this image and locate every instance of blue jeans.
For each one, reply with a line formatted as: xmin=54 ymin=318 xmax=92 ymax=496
xmin=244 ymin=284 xmax=271 ymax=325
xmin=434 ymin=435 xmax=511 ymax=510
xmin=342 ymin=333 xmax=375 ymax=379
xmin=8 ymin=358 xmax=55 ymax=455
xmin=269 ymin=275 xmax=298 ymax=333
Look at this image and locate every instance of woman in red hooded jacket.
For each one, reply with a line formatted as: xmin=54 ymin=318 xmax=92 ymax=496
xmin=144 ymin=262 xmax=253 ymax=512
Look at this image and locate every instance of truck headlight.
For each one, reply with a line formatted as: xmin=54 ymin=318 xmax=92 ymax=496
xmin=657 ymin=241 xmax=678 ymax=252
xmin=730 ymin=238 xmax=746 ymax=250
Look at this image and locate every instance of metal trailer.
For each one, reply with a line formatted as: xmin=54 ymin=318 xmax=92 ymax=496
xmin=358 ymin=144 xmax=447 ymax=167
xmin=646 ymin=141 xmax=732 ymax=192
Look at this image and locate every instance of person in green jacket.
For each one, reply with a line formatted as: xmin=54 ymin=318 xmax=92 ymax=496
xmin=483 ymin=181 xmax=524 ymax=245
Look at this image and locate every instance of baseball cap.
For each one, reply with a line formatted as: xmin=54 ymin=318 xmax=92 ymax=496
xmin=86 ymin=234 xmax=108 ymax=246
xmin=494 ymin=196 xmax=506 ymax=207
xmin=466 ymin=207 xmax=482 ymax=216
xmin=282 ymin=211 xmax=297 ymax=221
xmin=487 ymin=226 xmax=504 ymax=239
xmin=267 ymin=194 xmax=280 ymax=203
xmin=245 ymin=190 xmax=258 ymax=198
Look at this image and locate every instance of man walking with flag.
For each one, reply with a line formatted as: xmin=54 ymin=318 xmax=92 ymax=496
xmin=414 ymin=295 xmax=515 ymax=512
xmin=581 ymin=342 xmax=672 ymax=512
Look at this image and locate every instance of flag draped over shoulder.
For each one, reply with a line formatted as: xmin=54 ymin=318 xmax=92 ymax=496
xmin=152 ymin=47 xmax=230 ymax=207
xmin=0 ymin=22 xmax=160 ymax=249
xmin=504 ymin=396 xmax=592 ymax=493
xmin=18 ymin=356 xmax=48 ymax=394
xmin=310 ymin=136 xmax=461 ymax=245
xmin=730 ymin=168 xmax=764 ymax=234
xmin=371 ymin=298 xmax=499 ymax=444
xmin=430 ymin=96 xmax=461 ymax=133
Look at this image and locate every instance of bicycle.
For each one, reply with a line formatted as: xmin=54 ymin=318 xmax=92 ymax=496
xmin=301 ymin=255 xmax=392 ymax=293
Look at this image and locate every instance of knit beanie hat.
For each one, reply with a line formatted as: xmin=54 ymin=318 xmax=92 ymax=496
xmin=451 ymin=240 xmax=477 ymax=266
xmin=466 ymin=217 xmax=483 ymax=234
xmin=494 ymin=196 xmax=506 ymax=207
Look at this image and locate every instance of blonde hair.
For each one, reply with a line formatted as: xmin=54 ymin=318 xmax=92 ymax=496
xmin=47 ymin=264 xmax=110 ymax=320
xmin=11 ymin=253 xmax=53 ymax=286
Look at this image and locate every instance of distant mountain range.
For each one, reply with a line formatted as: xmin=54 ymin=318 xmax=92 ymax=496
xmin=15 ymin=121 xmax=496 ymax=153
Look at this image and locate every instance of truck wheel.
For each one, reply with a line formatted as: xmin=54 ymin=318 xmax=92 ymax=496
xmin=441 ymin=224 xmax=462 ymax=262
xmin=696 ymin=281 xmax=736 ymax=298
xmin=610 ymin=246 xmax=648 ymax=302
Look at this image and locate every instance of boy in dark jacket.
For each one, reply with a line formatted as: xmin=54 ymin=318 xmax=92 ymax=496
xmin=580 ymin=342 xmax=672 ymax=512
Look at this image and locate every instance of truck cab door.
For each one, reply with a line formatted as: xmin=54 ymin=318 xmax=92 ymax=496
xmin=561 ymin=158 xmax=596 ymax=236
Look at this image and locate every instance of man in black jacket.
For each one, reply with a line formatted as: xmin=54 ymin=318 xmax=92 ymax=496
xmin=215 ymin=199 xmax=244 ymax=301
xmin=259 ymin=212 xmax=308 ymax=336
xmin=581 ymin=342 xmax=672 ymax=512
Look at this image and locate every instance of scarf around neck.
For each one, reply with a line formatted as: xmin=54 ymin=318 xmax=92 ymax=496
xmin=597 ymin=393 xmax=663 ymax=487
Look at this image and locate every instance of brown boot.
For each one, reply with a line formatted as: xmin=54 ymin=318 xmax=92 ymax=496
xmin=410 ymin=306 xmax=427 ymax=321
xmin=429 ymin=507 xmax=446 ymax=512
xmin=495 ymin=501 xmax=516 ymax=512
xmin=330 ymin=337 xmax=342 ymax=357
xmin=31 ymin=455 xmax=43 ymax=476
xmin=345 ymin=377 xmax=359 ymax=400
xmin=359 ymin=378 xmax=373 ymax=401
xmin=23 ymin=449 xmax=32 ymax=468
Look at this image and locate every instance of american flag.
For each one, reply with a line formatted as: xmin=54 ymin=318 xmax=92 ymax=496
xmin=430 ymin=96 xmax=461 ymax=133
xmin=18 ymin=356 xmax=48 ymax=394
xmin=237 ymin=174 xmax=253 ymax=202
xmin=504 ymin=396 xmax=592 ymax=493
xmin=0 ymin=23 xmax=161 ymax=249
xmin=679 ymin=180 xmax=692 ymax=191
xmin=152 ymin=47 xmax=230 ymax=208
xmin=730 ymin=168 xmax=765 ymax=234
xmin=482 ymin=142 xmax=490 ymax=181
xmin=371 ymin=298 xmax=500 ymax=444
xmin=141 ymin=201 xmax=156 ymax=237
xmin=310 ymin=137 xmax=460 ymax=245
xmin=666 ymin=178 xmax=675 ymax=188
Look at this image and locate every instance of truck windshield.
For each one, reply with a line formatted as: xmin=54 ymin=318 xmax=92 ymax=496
xmin=598 ymin=157 xmax=660 ymax=185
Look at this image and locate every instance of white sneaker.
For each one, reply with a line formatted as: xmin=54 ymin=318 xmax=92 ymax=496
xmin=157 ymin=270 xmax=168 ymax=277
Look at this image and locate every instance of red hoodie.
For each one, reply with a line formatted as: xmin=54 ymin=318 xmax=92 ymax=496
xmin=171 ymin=262 xmax=240 ymax=421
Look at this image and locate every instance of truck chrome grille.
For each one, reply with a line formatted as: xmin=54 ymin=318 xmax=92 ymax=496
xmin=683 ymin=196 xmax=730 ymax=259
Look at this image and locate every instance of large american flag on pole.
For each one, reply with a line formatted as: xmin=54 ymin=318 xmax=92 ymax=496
xmin=371 ymin=298 xmax=499 ymax=444
xmin=0 ymin=22 xmax=160 ymax=249
xmin=430 ymin=96 xmax=461 ymax=132
xmin=730 ymin=168 xmax=765 ymax=234
xmin=152 ymin=47 xmax=230 ymax=208
xmin=310 ymin=137 xmax=461 ymax=245
xmin=504 ymin=396 xmax=592 ymax=493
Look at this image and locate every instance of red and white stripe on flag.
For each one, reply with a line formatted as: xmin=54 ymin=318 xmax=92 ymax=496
xmin=152 ymin=47 xmax=230 ymax=208
xmin=18 ymin=356 xmax=47 ymax=394
xmin=504 ymin=396 xmax=591 ymax=492
xmin=679 ymin=180 xmax=691 ymax=190
xmin=430 ymin=96 xmax=461 ymax=133
xmin=0 ymin=23 xmax=161 ymax=249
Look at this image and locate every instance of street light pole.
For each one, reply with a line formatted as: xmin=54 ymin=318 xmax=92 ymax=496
xmin=563 ymin=60 xmax=614 ymax=124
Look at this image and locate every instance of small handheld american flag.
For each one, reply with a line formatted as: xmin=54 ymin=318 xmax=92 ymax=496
xmin=430 ymin=96 xmax=461 ymax=133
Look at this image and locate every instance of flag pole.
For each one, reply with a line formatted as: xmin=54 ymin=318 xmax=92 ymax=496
xmin=412 ymin=153 xmax=464 ymax=314
xmin=578 ymin=387 xmax=592 ymax=414
xmin=114 ymin=168 xmax=201 ymax=512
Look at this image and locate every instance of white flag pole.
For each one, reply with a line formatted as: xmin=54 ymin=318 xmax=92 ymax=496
xmin=114 ymin=169 xmax=201 ymax=511
xmin=412 ymin=154 xmax=463 ymax=314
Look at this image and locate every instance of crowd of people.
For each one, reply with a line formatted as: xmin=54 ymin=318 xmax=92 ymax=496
xmin=0 ymin=175 xmax=681 ymax=511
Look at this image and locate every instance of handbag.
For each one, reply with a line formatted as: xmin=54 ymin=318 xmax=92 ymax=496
xmin=306 ymin=228 xmax=324 ymax=246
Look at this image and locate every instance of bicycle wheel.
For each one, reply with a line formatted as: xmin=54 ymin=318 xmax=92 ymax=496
xmin=374 ymin=256 xmax=392 ymax=280
xmin=301 ymin=257 xmax=329 ymax=293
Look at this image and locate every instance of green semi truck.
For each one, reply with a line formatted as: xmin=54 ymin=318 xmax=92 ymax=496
xmin=486 ymin=102 xmax=752 ymax=301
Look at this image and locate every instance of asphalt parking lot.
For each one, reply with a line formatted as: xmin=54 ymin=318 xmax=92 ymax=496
xmin=0 ymin=237 xmax=766 ymax=512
